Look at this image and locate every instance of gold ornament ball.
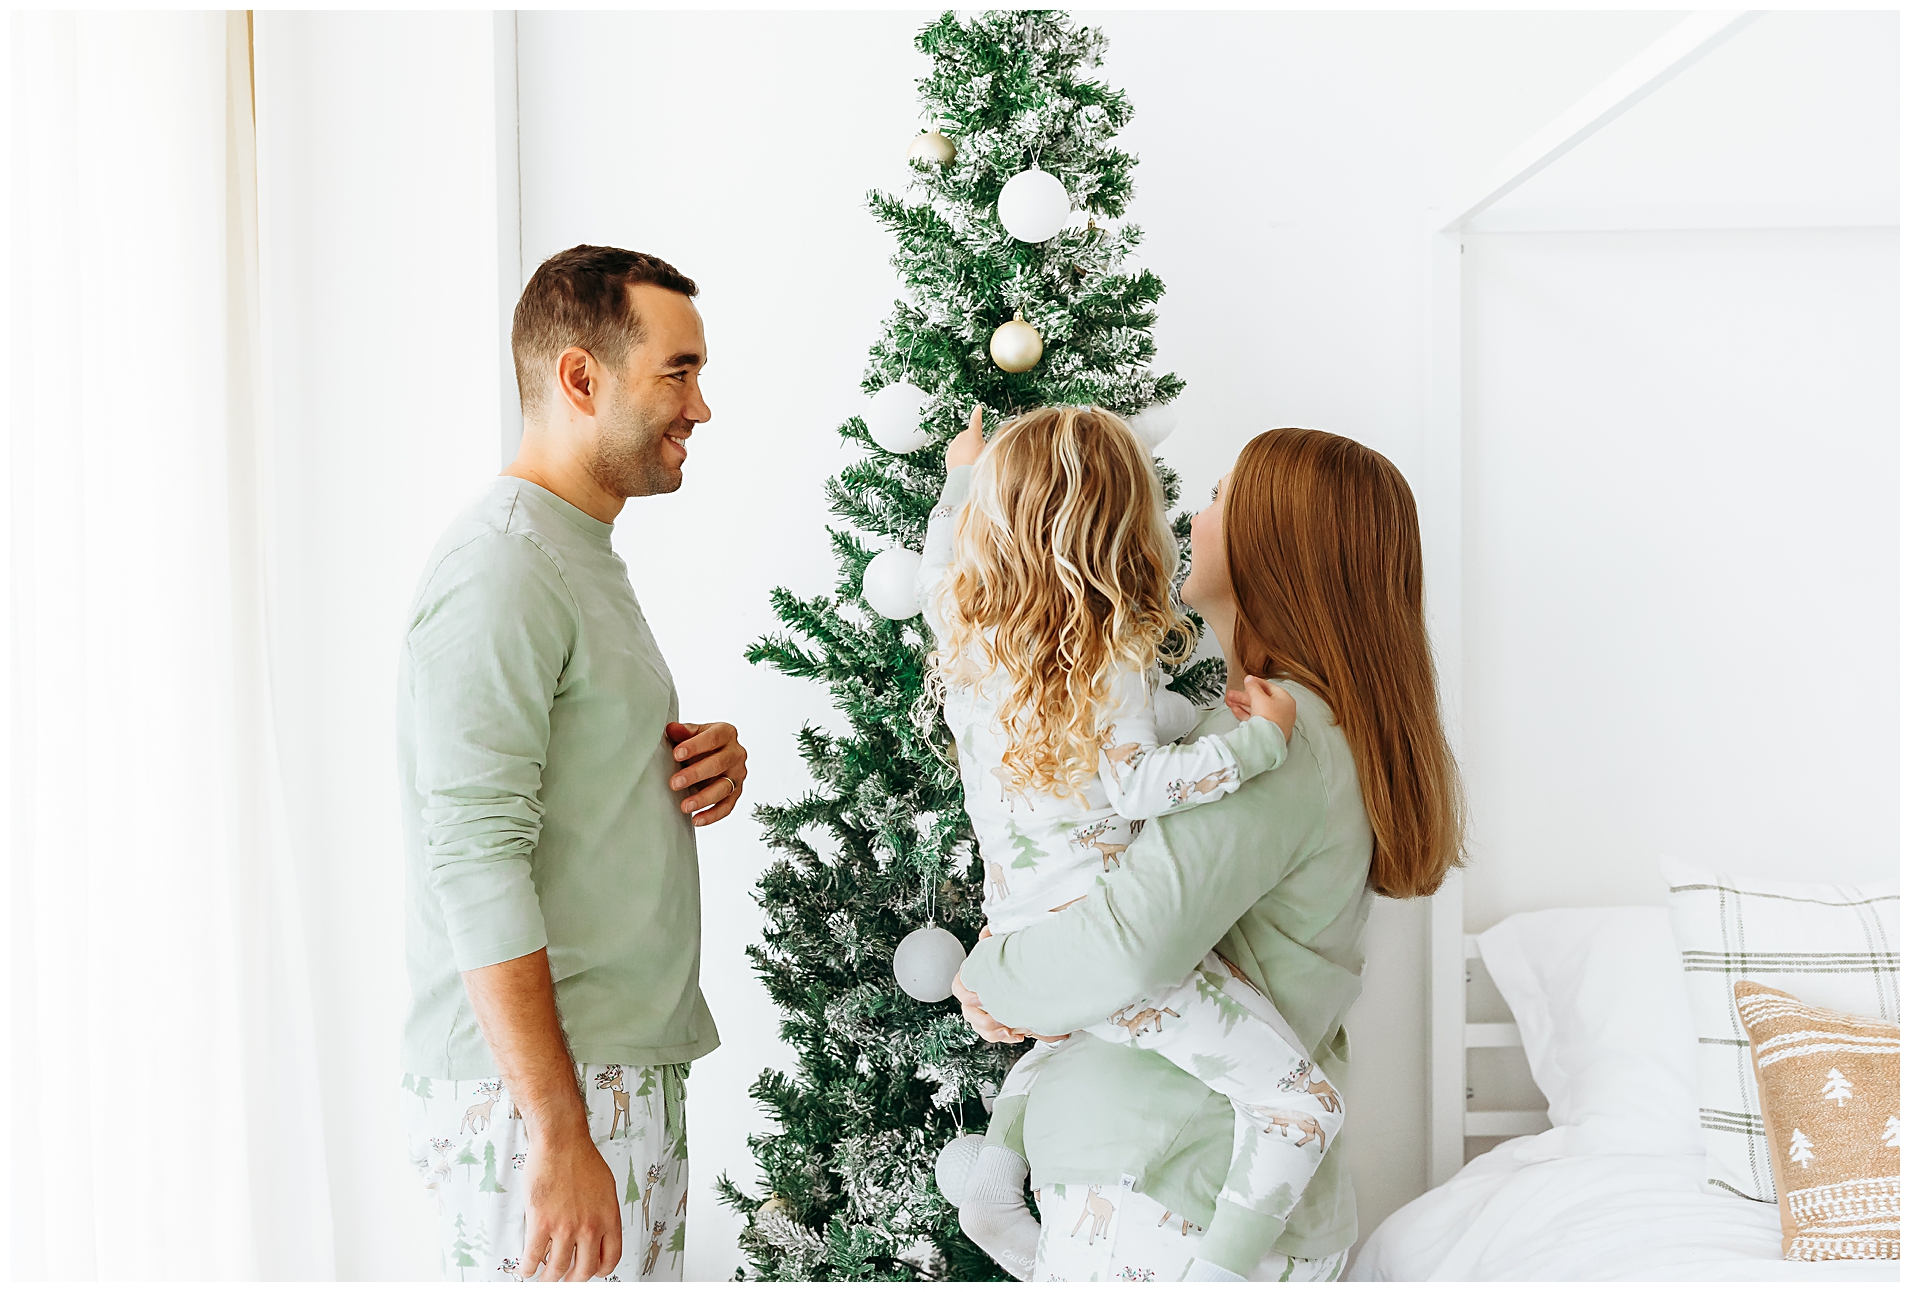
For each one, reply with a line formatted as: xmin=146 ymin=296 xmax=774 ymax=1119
xmin=990 ymin=311 xmax=1043 ymax=373
xmin=907 ymin=130 xmax=956 ymax=166
xmin=757 ymin=1193 xmax=792 ymax=1219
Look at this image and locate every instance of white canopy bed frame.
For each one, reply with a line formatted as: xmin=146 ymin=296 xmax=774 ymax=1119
xmin=1419 ymin=10 xmax=1764 ymax=1190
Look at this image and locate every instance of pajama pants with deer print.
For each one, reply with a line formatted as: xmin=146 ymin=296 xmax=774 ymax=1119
xmin=1032 ymin=1176 xmax=1349 ymax=1282
xmin=995 ymin=951 xmax=1346 ymax=1227
xmin=401 ymin=1063 xmax=689 ymax=1282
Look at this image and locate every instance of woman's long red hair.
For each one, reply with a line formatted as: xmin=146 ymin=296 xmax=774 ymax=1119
xmin=1225 ymin=428 xmax=1465 ymax=898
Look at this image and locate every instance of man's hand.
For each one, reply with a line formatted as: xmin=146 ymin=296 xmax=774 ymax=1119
xmin=462 ymin=950 xmax=621 ymax=1281
xmin=667 ymin=720 xmax=748 ymax=826
xmin=1225 ymin=676 xmax=1296 ymax=741
xmin=521 ymin=1130 xmax=622 ymax=1282
xmin=946 ymin=404 xmax=987 ymax=468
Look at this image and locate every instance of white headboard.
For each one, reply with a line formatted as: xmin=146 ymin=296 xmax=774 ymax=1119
xmin=1427 ymin=872 xmax=1550 ymax=1187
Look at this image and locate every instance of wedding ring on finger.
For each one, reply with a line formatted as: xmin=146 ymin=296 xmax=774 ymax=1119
xmin=719 ymin=775 xmax=739 ymax=801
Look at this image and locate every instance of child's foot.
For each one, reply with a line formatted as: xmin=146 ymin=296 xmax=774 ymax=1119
xmin=958 ymin=1145 xmax=1040 ymax=1281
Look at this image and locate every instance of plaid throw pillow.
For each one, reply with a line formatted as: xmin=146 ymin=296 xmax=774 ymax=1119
xmin=1661 ymin=858 xmax=1899 ymax=1203
xmin=1733 ymin=981 xmax=1899 ymax=1260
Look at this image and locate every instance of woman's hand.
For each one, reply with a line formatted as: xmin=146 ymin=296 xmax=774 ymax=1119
xmin=952 ymin=967 xmax=1026 ymax=1044
xmin=955 ymin=929 xmax=1070 ymax=1044
xmin=946 ymin=404 xmax=986 ymax=468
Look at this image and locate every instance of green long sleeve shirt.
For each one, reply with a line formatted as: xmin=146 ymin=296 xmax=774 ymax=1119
xmin=961 ymin=686 xmax=1373 ymax=1268
xmin=397 ymin=477 xmax=719 ymax=1078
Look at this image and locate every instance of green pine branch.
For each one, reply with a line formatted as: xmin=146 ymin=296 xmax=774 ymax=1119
xmin=727 ymin=10 xmax=1209 ymax=1280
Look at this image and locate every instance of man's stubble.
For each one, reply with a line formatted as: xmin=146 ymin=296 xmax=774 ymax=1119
xmin=588 ymin=386 xmax=686 ymax=499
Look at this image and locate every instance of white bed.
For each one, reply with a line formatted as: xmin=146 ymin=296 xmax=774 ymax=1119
xmin=1350 ymin=902 xmax=1899 ymax=1282
xmin=1353 ymin=1143 xmax=1895 ymax=1281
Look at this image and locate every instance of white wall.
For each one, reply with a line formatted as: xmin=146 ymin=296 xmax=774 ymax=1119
xmin=1460 ymin=228 xmax=1899 ymax=924
xmin=514 ymin=10 xmax=1690 ymax=1276
xmin=1457 ymin=10 xmax=1900 ymax=930
xmin=254 ymin=12 xmax=513 ymax=1279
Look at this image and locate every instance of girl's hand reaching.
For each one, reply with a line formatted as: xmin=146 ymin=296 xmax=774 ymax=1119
xmin=946 ymin=404 xmax=987 ymax=468
xmin=1225 ymin=676 xmax=1296 ymax=741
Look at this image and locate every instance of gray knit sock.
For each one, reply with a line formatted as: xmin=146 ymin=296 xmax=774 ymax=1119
xmin=958 ymin=1145 xmax=1039 ymax=1281
xmin=1185 ymin=1256 xmax=1247 ymax=1281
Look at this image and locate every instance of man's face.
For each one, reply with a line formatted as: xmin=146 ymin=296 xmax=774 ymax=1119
xmin=588 ymin=284 xmax=711 ymax=499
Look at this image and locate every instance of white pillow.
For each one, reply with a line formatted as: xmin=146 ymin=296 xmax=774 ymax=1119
xmin=1476 ymin=906 xmax=1703 ymax=1160
xmin=1660 ymin=857 xmax=1900 ymax=1204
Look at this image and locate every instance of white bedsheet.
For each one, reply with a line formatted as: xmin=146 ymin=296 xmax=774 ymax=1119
xmin=1349 ymin=1139 xmax=1899 ymax=1282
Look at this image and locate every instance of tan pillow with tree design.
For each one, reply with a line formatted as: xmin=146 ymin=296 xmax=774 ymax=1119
xmin=1733 ymin=980 xmax=1900 ymax=1261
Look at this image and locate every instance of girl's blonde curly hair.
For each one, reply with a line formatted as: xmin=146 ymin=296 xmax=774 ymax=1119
xmin=930 ymin=405 xmax=1193 ymax=800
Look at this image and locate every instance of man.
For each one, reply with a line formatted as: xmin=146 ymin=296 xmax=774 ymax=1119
xmin=397 ymin=246 xmax=746 ymax=1282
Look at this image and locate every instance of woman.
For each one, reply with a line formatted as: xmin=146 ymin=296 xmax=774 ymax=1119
xmin=954 ymin=427 xmax=1464 ymax=1282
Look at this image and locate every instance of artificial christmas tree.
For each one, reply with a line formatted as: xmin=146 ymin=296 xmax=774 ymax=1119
xmin=717 ymin=10 xmax=1217 ymax=1280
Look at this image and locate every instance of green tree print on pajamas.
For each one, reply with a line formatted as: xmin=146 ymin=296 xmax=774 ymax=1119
xmin=923 ymin=465 xmax=1341 ymax=1221
xmin=402 ymin=1063 xmax=690 ymax=1282
xmin=996 ymin=951 xmax=1347 ymax=1222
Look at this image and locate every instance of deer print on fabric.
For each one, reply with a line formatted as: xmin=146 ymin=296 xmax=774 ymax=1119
xmin=1099 ymin=725 xmax=1145 ymax=773
xmin=641 ymin=1164 xmax=664 ymax=1230
xmin=1157 ymin=1208 xmax=1202 ymax=1237
xmin=595 ymin=1065 xmax=633 ymax=1139
xmin=1165 ymin=768 xmax=1235 ymax=806
xmin=988 ymin=765 xmax=1033 ymax=811
xmin=1071 ymin=819 xmax=1129 ymax=871
xmin=1250 ymin=1107 xmax=1327 ymax=1151
xmin=1110 ymin=1004 xmax=1181 ymax=1037
xmin=986 ymin=859 xmax=1010 ymax=900
xmin=1277 ymin=1059 xmax=1343 ymax=1114
xmin=1071 ymin=1184 xmax=1117 ymax=1245
xmin=641 ymin=1220 xmax=667 ymax=1275
xmin=460 ymin=1079 xmax=503 ymax=1134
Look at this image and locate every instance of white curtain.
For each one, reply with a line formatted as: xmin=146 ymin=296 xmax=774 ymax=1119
xmin=8 ymin=11 xmax=335 ymax=1277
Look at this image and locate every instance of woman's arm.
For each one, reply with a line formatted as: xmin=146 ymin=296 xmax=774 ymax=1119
xmin=960 ymin=729 xmax=1325 ymax=1036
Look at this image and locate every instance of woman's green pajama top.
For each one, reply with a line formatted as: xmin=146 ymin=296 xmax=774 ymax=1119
xmin=961 ymin=685 xmax=1374 ymax=1270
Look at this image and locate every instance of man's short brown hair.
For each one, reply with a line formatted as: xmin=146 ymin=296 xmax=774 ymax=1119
xmin=511 ymin=245 xmax=699 ymax=416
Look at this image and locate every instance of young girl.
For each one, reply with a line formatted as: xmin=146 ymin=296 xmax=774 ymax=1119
xmin=915 ymin=405 xmax=1348 ymax=1280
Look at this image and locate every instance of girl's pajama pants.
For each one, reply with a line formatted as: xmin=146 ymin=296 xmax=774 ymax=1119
xmin=996 ymin=951 xmax=1346 ymax=1225
xmin=1032 ymin=1176 xmax=1348 ymax=1282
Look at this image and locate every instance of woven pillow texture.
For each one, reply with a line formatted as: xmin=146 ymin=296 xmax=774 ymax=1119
xmin=1661 ymin=858 xmax=1899 ymax=1203
xmin=1733 ymin=980 xmax=1899 ymax=1260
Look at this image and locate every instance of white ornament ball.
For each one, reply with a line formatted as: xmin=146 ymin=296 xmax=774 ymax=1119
xmin=892 ymin=925 xmax=967 ymax=1002
xmin=1128 ymin=403 xmax=1180 ymax=450
xmin=990 ymin=313 xmax=1043 ymax=374
xmin=757 ymin=1193 xmax=792 ymax=1220
xmin=934 ymin=1133 xmax=988 ymax=1202
xmin=996 ymin=167 xmax=1072 ymax=243
xmin=865 ymin=383 xmax=931 ymax=454
xmin=861 ymin=548 xmax=923 ymax=620
xmin=907 ymin=130 xmax=956 ymax=166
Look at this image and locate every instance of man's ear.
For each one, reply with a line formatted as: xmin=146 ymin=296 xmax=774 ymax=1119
xmin=554 ymin=346 xmax=597 ymax=418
